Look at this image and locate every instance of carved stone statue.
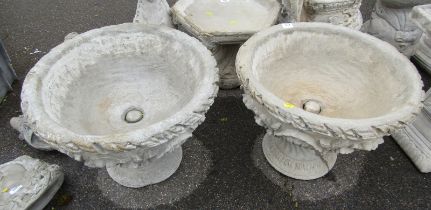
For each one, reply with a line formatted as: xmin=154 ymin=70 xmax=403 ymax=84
xmin=411 ymin=4 xmax=431 ymax=73
xmin=0 ymin=156 xmax=63 ymax=210
xmin=133 ymin=0 xmax=173 ymax=27
xmin=11 ymin=24 xmax=218 ymax=188
xmin=279 ymin=0 xmax=363 ymax=30
xmin=362 ymin=0 xmax=431 ymax=57
xmin=236 ymin=23 xmax=424 ymax=180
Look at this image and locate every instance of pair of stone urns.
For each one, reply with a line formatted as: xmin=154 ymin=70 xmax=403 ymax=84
xmin=10 ymin=1 xmax=424 ymax=188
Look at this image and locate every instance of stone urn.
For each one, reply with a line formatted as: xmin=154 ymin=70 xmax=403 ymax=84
xmin=236 ymin=23 xmax=424 ymax=180
xmin=279 ymin=0 xmax=363 ymax=30
xmin=362 ymin=0 xmax=431 ymax=56
xmin=10 ymin=23 xmax=218 ymax=188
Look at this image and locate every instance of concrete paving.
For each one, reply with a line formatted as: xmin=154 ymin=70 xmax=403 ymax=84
xmin=1 ymin=0 xmax=431 ymax=209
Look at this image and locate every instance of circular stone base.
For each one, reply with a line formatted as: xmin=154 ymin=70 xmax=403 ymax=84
xmin=107 ymin=147 xmax=182 ymax=188
xmin=252 ymin=135 xmax=367 ymax=201
xmin=97 ymin=138 xmax=211 ymax=209
xmin=262 ymin=133 xmax=337 ymax=180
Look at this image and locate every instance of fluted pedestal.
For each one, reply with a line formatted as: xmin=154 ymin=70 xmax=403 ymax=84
xmin=262 ymin=133 xmax=337 ymax=180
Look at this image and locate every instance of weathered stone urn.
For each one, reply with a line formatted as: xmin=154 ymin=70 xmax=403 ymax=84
xmin=362 ymin=0 xmax=431 ymax=56
xmin=236 ymin=23 xmax=424 ymax=180
xmin=11 ymin=23 xmax=218 ymax=188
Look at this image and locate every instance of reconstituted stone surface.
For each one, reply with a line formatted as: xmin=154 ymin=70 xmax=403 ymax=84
xmin=0 ymin=155 xmax=63 ymax=210
xmin=1 ymin=0 xmax=431 ymax=209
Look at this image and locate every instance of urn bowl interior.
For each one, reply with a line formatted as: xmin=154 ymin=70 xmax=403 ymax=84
xmin=34 ymin=25 xmax=212 ymax=136
xmin=243 ymin=23 xmax=422 ymax=120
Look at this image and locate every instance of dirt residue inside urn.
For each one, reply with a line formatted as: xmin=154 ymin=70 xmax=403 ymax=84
xmin=253 ymin=31 xmax=414 ymax=119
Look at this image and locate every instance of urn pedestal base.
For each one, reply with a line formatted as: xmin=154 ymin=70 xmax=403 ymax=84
xmin=262 ymin=133 xmax=337 ymax=180
xmin=107 ymin=147 xmax=183 ymax=188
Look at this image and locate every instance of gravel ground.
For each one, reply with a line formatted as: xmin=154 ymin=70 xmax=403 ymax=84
xmin=1 ymin=0 xmax=431 ymax=209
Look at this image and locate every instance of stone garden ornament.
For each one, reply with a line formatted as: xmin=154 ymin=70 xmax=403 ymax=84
xmin=392 ymin=89 xmax=431 ymax=173
xmin=133 ymin=0 xmax=173 ymax=27
xmin=391 ymin=4 xmax=431 ymax=173
xmin=0 ymin=156 xmax=63 ymax=210
xmin=411 ymin=4 xmax=431 ymax=73
xmin=236 ymin=22 xmax=424 ymax=180
xmin=10 ymin=23 xmax=218 ymax=188
xmin=362 ymin=0 xmax=431 ymax=57
xmin=279 ymin=0 xmax=363 ymax=30
xmin=171 ymin=0 xmax=281 ymax=44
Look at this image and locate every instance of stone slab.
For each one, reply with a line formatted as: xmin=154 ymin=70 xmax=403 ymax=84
xmin=392 ymin=90 xmax=431 ymax=173
xmin=0 ymin=156 xmax=63 ymax=210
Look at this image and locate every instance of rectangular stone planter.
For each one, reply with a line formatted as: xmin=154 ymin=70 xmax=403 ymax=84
xmin=392 ymin=89 xmax=431 ymax=173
